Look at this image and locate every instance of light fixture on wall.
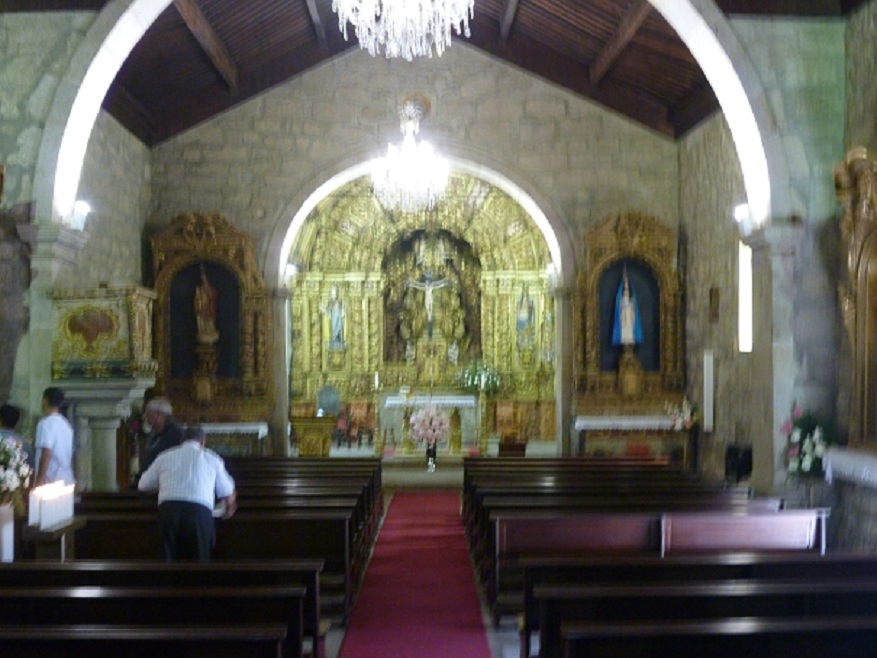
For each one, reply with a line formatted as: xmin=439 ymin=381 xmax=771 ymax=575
xmin=372 ymin=97 xmax=449 ymax=213
xmin=68 ymin=200 xmax=91 ymax=231
xmin=332 ymin=0 xmax=474 ymax=60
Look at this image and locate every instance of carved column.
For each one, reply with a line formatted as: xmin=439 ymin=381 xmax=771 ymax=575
xmin=552 ymin=285 xmax=573 ymax=456
xmin=271 ymin=287 xmax=292 ymax=457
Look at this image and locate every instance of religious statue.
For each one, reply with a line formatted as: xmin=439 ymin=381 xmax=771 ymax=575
xmin=322 ymin=285 xmax=345 ymax=349
xmin=516 ymin=284 xmax=535 ymax=349
xmin=612 ymin=271 xmax=643 ymax=346
xmin=194 ymin=265 xmax=219 ymax=345
xmin=407 ymin=272 xmax=451 ymax=339
xmin=447 ymin=340 xmax=459 ymax=365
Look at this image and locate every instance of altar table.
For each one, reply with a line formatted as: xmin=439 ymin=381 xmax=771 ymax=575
xmin=573 ymin=415 xmax=696 ymax=469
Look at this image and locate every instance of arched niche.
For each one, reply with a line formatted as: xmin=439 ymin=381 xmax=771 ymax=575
xmin=836 ymin=147 xmax=877 ymax=445
xmin=151 ymin=213 xmax=273 ymax=423
xmin=574 ymin=212 xmax=684 ymax=414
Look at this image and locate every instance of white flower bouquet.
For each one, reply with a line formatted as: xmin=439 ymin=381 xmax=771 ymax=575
xmin=0 ymin=436 xmax=32 ymax=515
xmin=409 ymin=404 xmax=450 ymax=446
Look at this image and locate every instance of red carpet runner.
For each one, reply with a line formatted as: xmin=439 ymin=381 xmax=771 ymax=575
xmin=339 ymin=490 xmax=493 ymax=658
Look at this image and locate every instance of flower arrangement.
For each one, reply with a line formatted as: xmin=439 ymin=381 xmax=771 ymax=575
xmin=409 ymin=404 xmax=450 ymax=446
xmin=665 ymin=397 xmax=696 ymax=430
xmin=0 ymin=436 xmax=33 ymax=515
xmin=781 ymin=404 xmax=829 ymax=477
xmin=460 ymin=361 xmax=500 ymax=394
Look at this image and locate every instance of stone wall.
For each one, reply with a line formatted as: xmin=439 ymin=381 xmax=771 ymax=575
xmin=679 ymin=114 xmax=749 ymax=481
xmin=846 ymin=1 xmax=877 ymax=151
xmin=71 ymin=111 xmax=151 ymax=287
xmin=150 ymin=44 xmax=680 ymax=269
xmin=0 ymin=12 xmax=95 ymax=206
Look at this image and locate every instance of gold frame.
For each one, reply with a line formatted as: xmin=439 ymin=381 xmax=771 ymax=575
xmin=151 ymin=212 xmax=273 ymax=422
xmin=574 ymin=212 xmax=684 ymax=413
xmin=836 ymin=147 xmax=877 ymax=444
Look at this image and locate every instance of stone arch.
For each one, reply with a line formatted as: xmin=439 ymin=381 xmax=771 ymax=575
xmin=649 ymin=0 xmax=791 ymax=225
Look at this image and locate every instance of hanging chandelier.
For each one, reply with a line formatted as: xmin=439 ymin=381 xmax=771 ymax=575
xmin=372 ymin=99 xmax=449 ymax=213
xmin=332 ymin=0 xmax=474 ymax=61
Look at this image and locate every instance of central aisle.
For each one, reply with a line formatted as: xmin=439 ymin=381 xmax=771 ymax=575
xmin=338 ymin=490 xmax=492 ymax=658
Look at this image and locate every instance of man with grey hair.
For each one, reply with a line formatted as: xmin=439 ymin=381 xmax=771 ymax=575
xmin=138 ymin=425 xmax=236 ymax=561
xmin=139 ymin=397 xmax=184 ymax=476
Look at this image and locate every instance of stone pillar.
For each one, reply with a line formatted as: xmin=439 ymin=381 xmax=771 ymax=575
xmin=63 ymin=379 xmax=153 ymax=492
xmin=15 ymin=224 xmax=86 ymax=429
xmin=271 ymin=287 xmax=292 ymax=457
xmin=552 ymin=286 xmax=573 ymax=456
xmin=747 ymin=224 xmax=802 ymax=493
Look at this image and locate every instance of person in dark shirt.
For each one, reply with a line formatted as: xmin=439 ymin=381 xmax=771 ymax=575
xmin=139 ymin=398 xmax=184 ymax=475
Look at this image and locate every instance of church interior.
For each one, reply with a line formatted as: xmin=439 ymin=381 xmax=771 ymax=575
xmin=6 ymin=1 xmax=877 ymax=656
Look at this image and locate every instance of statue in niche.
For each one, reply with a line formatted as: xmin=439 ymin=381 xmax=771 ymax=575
xmin=612 ymin=270 xmax=642 ymax=346
xmin=194 ymin=265 xmax=219 ymax=345
xmin=515 ymin=284 xmax=535 ymax=349
xmin=448 ymin=340 xmax=459 ymax=365
xmin=321 ymin=285 xmax=345 ymax=350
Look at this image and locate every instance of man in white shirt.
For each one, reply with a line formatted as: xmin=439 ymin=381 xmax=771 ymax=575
xmin=138 ymin=425 xmax=237 ymax=561
xmin=34 ymin=387 xmax=74 ymax=486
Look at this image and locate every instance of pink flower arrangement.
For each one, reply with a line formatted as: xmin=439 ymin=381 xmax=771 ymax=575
xmin=409 ymin=404 xmax=450 ymax=446
xmin=781 ymin=403 xmax=829 ymax=477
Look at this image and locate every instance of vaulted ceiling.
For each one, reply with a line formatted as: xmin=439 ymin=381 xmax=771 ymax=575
xmin=14 ymin=0 xmax=868 ymax=146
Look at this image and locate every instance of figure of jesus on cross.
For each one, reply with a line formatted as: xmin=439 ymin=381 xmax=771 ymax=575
xmin=407 ymin=272 xmax=451 ymax=339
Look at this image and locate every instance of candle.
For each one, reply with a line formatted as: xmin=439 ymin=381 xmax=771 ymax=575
xmin=374 ymin=371 xmax=380 ymax=390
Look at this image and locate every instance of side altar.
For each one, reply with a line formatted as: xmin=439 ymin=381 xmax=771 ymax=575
xmin=574 ymin=415 xmax=696 ymax=469
xmin=380 ymin=392 xmax=478 ymax=454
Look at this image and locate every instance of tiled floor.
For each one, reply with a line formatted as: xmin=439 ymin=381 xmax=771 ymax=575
xmin=324 ymin=457 xmax=522 ymax=658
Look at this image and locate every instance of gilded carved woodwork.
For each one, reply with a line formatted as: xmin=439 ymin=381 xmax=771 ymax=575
xmin=151 ymin=212 xmax=273 ymax=422
xmin=287 ymin=173 xmax=556 ymax=438
xmin=835 ymin=147 xmax=877 ymax=443
xmin=50 ymin=287 xmax=157 ymax=380
xmin=575 ymin=212 xmax=684 ymax=414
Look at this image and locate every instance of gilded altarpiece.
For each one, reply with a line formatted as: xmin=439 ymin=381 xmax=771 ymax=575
xmin=573 ymin=212 xmax=688 ymax=463
xmin=151 ymin=213 xmax=274 ymax=433
xmin=836 ymin=147 xmax=877 ymax=445
xmin=287 ymin=175 xmax=556 ymax=445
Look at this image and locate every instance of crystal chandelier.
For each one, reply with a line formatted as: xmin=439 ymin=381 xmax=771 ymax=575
xmin=372 ymin=99 xmax=449 ymax=213
xmin=332 ymin=0 xmax=474 ymax=61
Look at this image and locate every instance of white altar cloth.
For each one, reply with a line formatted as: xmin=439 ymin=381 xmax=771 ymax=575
xmin=384 ymin=394 xmax=476 ymax=409
xmin=201 ymin=422 xmax=269 ymax=438
xmin=574 ymin=415 xmax=674 ymax=431
xmin=824 ymin=446 xmax=871 ymax=486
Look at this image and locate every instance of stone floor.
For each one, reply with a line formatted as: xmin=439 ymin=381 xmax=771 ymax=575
xmin=323 ymin=454 xmax=522 ymax=658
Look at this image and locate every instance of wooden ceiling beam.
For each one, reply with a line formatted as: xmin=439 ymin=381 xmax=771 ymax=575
xmin=173 ymin=0 xmax=238 ymax=90
xmin=589 ymin=0 xmax=652 ymax=87
xmin=304 ymin=0 xmax=328 ymax=47
xmin=500 ymin=0 xmax=521 ymax=41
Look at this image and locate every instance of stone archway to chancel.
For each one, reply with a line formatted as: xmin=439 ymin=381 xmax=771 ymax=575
xmin=285 ymin=172 xmax=559 ymax=455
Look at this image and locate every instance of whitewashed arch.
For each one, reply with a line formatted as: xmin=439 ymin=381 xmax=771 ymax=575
xmin=37 ymin=0 xmax=784 ymax=236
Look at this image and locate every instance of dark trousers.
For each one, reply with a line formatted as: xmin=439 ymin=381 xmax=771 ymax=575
xmin=157 ymin=500 xmax=215 ymax=562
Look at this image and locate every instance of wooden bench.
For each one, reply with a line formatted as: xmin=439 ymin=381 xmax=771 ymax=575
xmin=0 ymin=559 xmax=326 ymax=658
xmin=487 ymin=506 xmax=825 ymax=627
xmin=520 ymin=551 xmax=877 ymax=658
xmin=75 ymin=509 xmax=359 ymax=624
xmin=537 ymin=578 xmax=877 ymax=658
xmin=0 ymin=624 xmax=289 ymax=658
xmin=0 ymin=585 xmax=305 ymax=658
xmin=561 ymin=615 xmax=877 ymax=658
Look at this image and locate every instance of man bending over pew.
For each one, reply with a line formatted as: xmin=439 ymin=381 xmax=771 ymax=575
xmin=138 ymin=425 xmax=237 ymax=561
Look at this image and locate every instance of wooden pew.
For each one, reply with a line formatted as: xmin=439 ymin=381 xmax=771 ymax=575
xmin=487 ymin=507 xmax=823 ymax=627
xmin=520 ymin=550 xmax=868 ymax=658
xmin=75 ymin=509 xmax=359 ymax=624
xmin=537 ymin=578 xmax=877 ymax=658
xmin=0 ymin=624 xmax=289 ymax=658
xmin=0 ymin=559 xmax=325 ymax=658
xmin=0 ymin=585 xmax=305 ymax=658
xmin=561 ymin=615 xmax=877 ymax=658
